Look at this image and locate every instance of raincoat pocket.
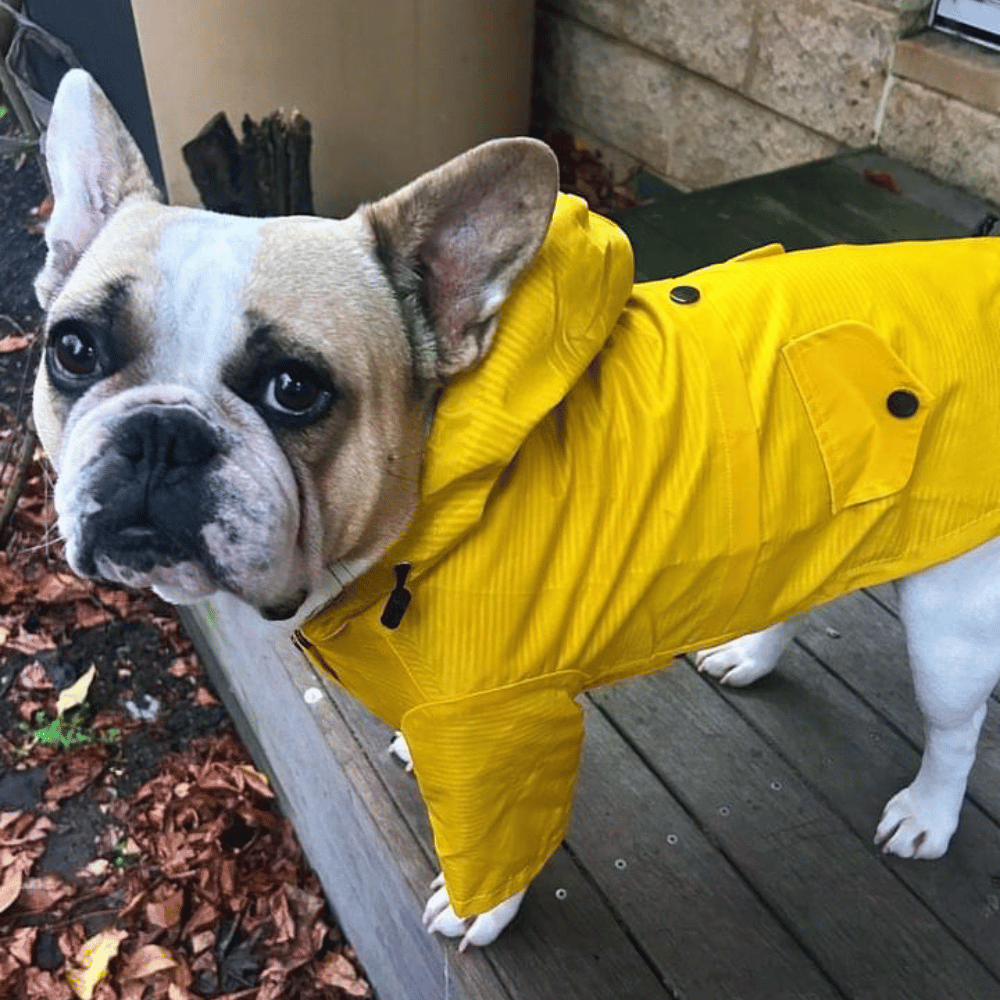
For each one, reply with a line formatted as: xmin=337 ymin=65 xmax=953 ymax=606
xmin=782 ymin=322 xmax=934 ymax=513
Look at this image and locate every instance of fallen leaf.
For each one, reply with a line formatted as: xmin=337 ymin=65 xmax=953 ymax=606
xmin=193 ymin=686 xmax=219 ymax=707
xmin=863 ymin=168 xmax=900 ymax=194
xmin=0 ymin=866 xmax=23 ymax=914
xmin=120 ymin=943 xmax=178 ymax=981
xmin=8 ymin=925 xmax=37 ymax=965
xmin=236 ymin=764 xmax=272 ymax=798
xmin=65 ymin=927 xmax=128 ymax=1000
xmin=145 ymin=887 xmax=184 ymax=929
xmin=18 ymin=662 xmax=53 ymax=692
xmin=45 ymin=745 xmax=108 ymax=803
xmin=19 ymin=872 xmax=74 ymax=912
xmin=7 ymin=628 xmax=57 ymax=654
xmin=32 ymin=193 xmax=54 ymax=219
xmin=316 ymin=952 xmax=371 ymax=996
xmin=0 ymin=333 xmax=32 ymax=353
xmin=24 ymin=967 xmax=74 ymax=1000
xmin=57 ymin=665 xmax=97 ymax=716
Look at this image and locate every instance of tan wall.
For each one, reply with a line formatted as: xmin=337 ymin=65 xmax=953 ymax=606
xmin=533 ymin=1 xmax=1000 ymax=206
xmin=132 ymin=0 xmax=534 ymax=217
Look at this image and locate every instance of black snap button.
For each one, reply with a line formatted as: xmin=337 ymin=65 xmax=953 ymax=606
xmin=670 ymin=285 xmax=700 ymax=305
xmin=887 ymin=390 xmax=919 ymax=418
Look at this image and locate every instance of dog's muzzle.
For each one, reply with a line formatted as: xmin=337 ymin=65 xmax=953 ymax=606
xmin=78 ymin=407 xmax=224 ymax=577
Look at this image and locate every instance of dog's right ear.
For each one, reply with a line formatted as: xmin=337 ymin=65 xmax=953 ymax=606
xmin=365 ymin=138 xmax=559 ymax=383
xmin=35 ymin=69 xmax=161 ymax=310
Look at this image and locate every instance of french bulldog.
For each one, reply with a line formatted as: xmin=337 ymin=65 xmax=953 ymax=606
xmin=33 ymin=69 xmax=1000 ymax=950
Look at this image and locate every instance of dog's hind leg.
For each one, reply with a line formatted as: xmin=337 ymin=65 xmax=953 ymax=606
xmin=693 ymin=619 xmax=798 ymax=686
xmin=876 ymin=535 xmax=1000 ymax=859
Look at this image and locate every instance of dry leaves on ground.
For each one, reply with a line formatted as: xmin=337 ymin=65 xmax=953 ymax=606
xmin=1 ymin=383 xmax=371 ymax=996
xmin=542 ymin=128 xmax=643 ymax=213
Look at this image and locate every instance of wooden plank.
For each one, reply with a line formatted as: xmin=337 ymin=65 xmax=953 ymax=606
xmin=799 ymin=593 xmax=1000 ymax=822
xmin=591 ymin=665 xmax=1000 ymax=1000
xmin=325 ymin=683 xmax=672 ymax=1000
xmin=835 ymin=150 xmax=1000 ymax=231
xmin=703 ymin=608 xmax=1000 ymax=980
xmin=613 ymin=150 xmax=994 ymax=284
xmin=570 ymin=700 xmax=841 ymax=999
xmin=180 ymin=596 xmax=509 ymax=1000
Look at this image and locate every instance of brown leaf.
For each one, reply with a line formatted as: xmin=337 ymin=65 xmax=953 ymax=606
xmin=19 ymin=872 xmax=74 ymax=912
xmin=145 ymin=888 xmax=185 ymax=929
xmin=6 ymin=628 xmax=57 ymax=655
xmin=316 ymin=952 xmax=371 ymax=996
xmin=0 ymin=333 xmax=32 ymax=353
xmin=24 ymin=967 xmax=74 ymax=1000
xmin=74 ymin=603 xmax=114 ymax=630
xmin=18 ymin=662 xmax=53 ymax=692
xmin=35 ymin=572 xmax=91 ymax=604
xmin=193 ymin=686 xmax=219 ymax=707
xmin=45 ymin=745 xmax=109 ymax=804
xmin=120 ymin=943 xmax=178 ymax=981
xmin=0 ymin=866 xmax=23 ymax=914
xmin=863 ymin=168 xmax=901 ymax=194
xmin=8 ymin=925 xmax=37 ymax=965
xmin=31 ymin=193 xmax=54 ymax=220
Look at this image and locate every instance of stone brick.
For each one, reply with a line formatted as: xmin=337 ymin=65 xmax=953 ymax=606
xmin=894 ymin=31 xmax=1000 ymax=117
xmin=541 ymin=0 xmax=755 ymax=90
xmin=857 ymin=0 xmax=930 ymax=25
xmin=747 ymin=0 xmax=900 ymax=145
xmin=535 ymin=12 xmax=839 ymax=190
xmin=879 ymin=77 xmax=1000 ymax=204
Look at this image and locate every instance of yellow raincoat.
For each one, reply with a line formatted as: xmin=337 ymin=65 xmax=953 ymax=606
xmin=296 ymin=194 xmax=1000 ymax=917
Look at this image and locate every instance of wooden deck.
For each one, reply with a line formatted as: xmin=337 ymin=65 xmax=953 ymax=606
xmin=182 ymin=150 xmax=1000 ymax=1000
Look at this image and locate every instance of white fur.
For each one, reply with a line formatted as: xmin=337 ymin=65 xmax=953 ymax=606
xmin=697 ymin=536 xmax=1000 ymax=859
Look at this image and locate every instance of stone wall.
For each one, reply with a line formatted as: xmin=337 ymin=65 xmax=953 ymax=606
xmin=534 ymin=0 xmax=1000 ymax=204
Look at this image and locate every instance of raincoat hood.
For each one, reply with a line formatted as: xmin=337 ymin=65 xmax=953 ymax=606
xmin=296 ymin=194 xmax=1000 ymax=917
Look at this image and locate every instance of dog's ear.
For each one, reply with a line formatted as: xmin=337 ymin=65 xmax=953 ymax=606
xmin=35 ymin=69 xmax=161 ymax=309
xmin=365 ymin=138 xmax=559 ymax=381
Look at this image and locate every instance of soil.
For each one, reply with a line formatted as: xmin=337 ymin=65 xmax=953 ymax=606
xmin=0 ymin=112 xmax=370 ymax=999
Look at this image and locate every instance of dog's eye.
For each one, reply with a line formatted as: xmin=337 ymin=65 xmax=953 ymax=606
xmin=261 ymin=362 xmax=332 ymax=423
xmin=49 ymin=325 xmax=101 ymax=382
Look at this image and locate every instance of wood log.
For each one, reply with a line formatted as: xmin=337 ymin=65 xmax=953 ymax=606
xmin=181 ymin=112 xmax=245 ymax=215
xmin=182 ymin=108 xmax=313 ymax=217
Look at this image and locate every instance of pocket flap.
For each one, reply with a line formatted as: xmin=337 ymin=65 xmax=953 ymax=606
xmin=782 ymin=322 xmax=934 ymax=513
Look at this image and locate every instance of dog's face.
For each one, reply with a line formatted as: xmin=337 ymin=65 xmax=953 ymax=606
xmin=33 ymin=71 xmax=557 ymax=618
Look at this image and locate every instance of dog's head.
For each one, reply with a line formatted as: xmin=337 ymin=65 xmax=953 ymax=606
xmin=33 ymin=70 xmax=557 ymax=619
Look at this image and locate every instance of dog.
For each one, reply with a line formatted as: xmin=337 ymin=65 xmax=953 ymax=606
xmin=34 ymin=69 xmax=1000 ymax=950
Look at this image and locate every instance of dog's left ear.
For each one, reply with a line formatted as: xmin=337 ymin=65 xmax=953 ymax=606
xmin=35 ymin=69 xmax=161 ymax=310
xmin=365 ymin=138 xmax=559 ymax=381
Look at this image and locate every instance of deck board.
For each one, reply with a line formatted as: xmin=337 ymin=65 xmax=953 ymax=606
xmin=183 ymin=149 xmax=1000 ymax=1000
xmin=592 ymin=665 xmax=1000 ymax=1000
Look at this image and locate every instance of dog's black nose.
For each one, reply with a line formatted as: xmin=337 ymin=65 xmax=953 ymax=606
xmin=113 ymin=410 xmax=219 ymax=468
xmin=78 ymin=409 xmax=225 ymax=577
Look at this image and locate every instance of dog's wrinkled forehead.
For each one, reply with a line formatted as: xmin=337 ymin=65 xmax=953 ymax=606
xmin=45 ymin=200 xmax=399 ymax=394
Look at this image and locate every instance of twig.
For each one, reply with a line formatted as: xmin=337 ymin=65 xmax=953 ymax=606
xmin=0 ymin=313 xmax=25 ymax=334
xmin=0 ymin=422 xmax=36 ymax=547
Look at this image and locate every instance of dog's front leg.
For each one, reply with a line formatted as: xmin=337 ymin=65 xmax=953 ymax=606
xmin=423 ymin=874 xmax=526 ymax=951
xmin=390 ymin=732 xmax=527 ymax=948
xmin=693 ymin=619 xmax=797 ymax=686
xmin=876 ymin=544 xmax=1000 ymax=858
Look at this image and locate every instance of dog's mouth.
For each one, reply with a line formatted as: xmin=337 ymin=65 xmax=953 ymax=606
xmin=260 ymin=590 xmax=309 ymax=621
xmin=83 ymin=520 xmax=309 ymax=620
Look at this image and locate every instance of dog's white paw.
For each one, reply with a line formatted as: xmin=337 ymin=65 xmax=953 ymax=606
xmin=874 ymin=786 xmax=958 ymax=859
xmin=422 ymin=873 xmax=525 ymax=951
xmin=389 ymin=731 xmax=414 ymax=772
xmin=693 ymin=628 xmax=786 ymax=687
